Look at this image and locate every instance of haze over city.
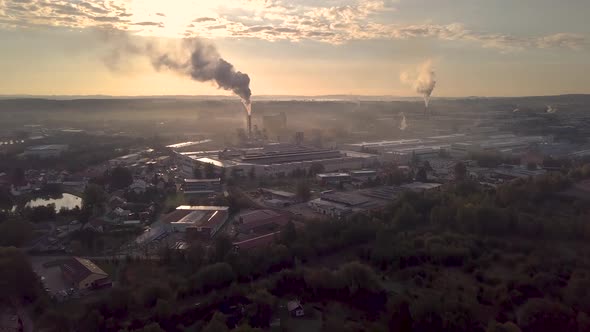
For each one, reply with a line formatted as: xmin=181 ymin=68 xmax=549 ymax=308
xmin=2 ymin=1 xmax=590 ymax=332
xmin=1 ymin=0 xmax=589 ymax=97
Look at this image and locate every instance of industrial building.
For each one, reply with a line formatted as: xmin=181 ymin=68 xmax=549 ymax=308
xmin=176 ymin=144 xmax=378 ymax=178
xmin=259 ymin=188 xmax=298 ymax=205
xmin=308 ymin=190 xmax=388 ymax=218
xmin=23 ymin=144 xmax=68 ymax=158
xmin=347 ymin=134 xmax=548 ymax=161
xmin=233 ymin=231 xmax=280 ymax=251
xmin=166 ymin=205 xmax=229 ymax=238
xmin=400 ymin=182 xmax=443 ymax=193
xmin=316 ymin=172 xmax=351 ymax=185
xmin=450 ymin=135 xmax=546 ymax=157
xmin=60 ymin=257 xmax=111 ymax=290
xmin=236 ymin=209 xmax=289 ymax=235
xmin=182 ymin=178 xmax=222 ymax=195
xmin=382 ymin=144 xmax=448 ymax=163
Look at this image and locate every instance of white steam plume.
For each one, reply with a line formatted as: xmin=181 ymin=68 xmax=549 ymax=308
xmin=401 ymin=60 xmax=437 ymax=108
xmin=399 ymin=112 xmax=408 ymax=130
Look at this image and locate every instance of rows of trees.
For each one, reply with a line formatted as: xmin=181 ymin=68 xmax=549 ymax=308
xmin=12 ymin=163 xmax=590 ymax=331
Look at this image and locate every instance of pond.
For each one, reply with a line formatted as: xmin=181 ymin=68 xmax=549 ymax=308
xmin=24 ymin=193 xmax=82 ymax=212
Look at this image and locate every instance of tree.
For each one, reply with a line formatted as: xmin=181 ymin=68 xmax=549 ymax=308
xmin=214 ymin=234 xmax=233 ymax=261
xmin=454 ymin=161 xmax=467 ymax=181
xmin=40 ymin=310 xmax=72 ymax=332
xmin=82 ymin=184 xmax=107 ymax=218
xmin=133 ymin=323 xmax=165 ymax=332
xmin=295 ymin=181 xmax=311 ymax=202
xmin=154 ymin=298 xmax=172 ymax=321
xmin=415 ymin=168 xmax=428 ymax=182
xmin=280 ymin=221 xmax=297 ymax=245
xmin=11 ymin=167 xmax=26 ymax=186
xmin=233 ymin=325 xmax=263 ymax=332
xmin=0 ymin=247 xmax=41 ymax=302
xmin=516 ymin=298 xmax=575 ymax=332
xmin=0 ymin=187 xmax=14 ymax=210
xmin=203 ymin=313 xmax=229 ymax=332
xmin=79 ymin=309 xmax=104 ymax=332
xmin=389 ymin=168 xmax=406 ymax=186
xmin=110 ymin=166 xmax=133 ymax=190
xmin=486 ymin=321 xmax=522 ymax=332
xmin=246 ymin=289 xmax=276 ymax=328
xmin=25 ymin=205 xmax=56 ymax=223
xmin=0 ymin=219 xmax=33 ymax=247
xmin=309 ymin=162 xmax=325 ymax=176
xmin=394 ymin=203 xmax=419 ymax=228
xmin=388 ymin=300 xmax=412 ymax=332
xmin=191 ymin=263 xmax=235 ymax=293
xmin=578 ymin=313 xmax=590 ymax=332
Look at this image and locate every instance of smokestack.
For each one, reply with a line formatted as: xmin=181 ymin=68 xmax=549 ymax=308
xmin=247 ymin=114 xmax=252 ymax=138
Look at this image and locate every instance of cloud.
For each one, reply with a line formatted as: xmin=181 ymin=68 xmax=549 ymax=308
xmin=134 ymin=21 xmax=164 ymax=28
xmin=0 ymin=0 xmax=130 ymax=29
xmin=193 ymin=17 xmax=217 ymax=23
xmin=0 ymin=0 xmax=586 ymax=51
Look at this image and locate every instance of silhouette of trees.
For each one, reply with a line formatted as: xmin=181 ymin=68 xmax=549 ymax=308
xmin=454 ymin=161 xmax=467 ymax=180
xmin=109 ymin=166 xmax=133 ymax=190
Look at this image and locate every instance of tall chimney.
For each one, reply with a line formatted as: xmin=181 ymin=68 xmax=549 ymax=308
xmin=247 ymin=114 xmax=252 ymax=138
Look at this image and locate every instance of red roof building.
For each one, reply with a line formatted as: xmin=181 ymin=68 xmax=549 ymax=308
xmin=233 ymin=231 xmax=280 ymax=251
xmin=237 ymin=210 xmax=289 ymax=235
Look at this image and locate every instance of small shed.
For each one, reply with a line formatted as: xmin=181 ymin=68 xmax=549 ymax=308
xmin=287 ymin=300 xmax=305 ymax=317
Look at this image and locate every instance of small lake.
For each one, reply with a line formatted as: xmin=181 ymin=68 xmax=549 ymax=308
xmin=25 ymin=193 xmax=82 ymax=212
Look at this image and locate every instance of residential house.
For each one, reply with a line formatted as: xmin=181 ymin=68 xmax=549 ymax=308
xmin=129 ymin=179 xmax=148 ymax=194
xmin=60 ymin=257 xmax=111 ymax=290
xmin=287 ymin=300 xmax=305 ymax=317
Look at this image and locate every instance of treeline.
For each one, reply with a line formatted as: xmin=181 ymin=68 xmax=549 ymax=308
xmin=21 ymin=164 xmax=590 ymax=331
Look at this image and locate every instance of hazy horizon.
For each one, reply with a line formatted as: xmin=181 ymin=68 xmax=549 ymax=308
xmin=1 ymin=0 xmax=589 ymax=98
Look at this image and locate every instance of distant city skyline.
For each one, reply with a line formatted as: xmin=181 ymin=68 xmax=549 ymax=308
xmin=1 ymin=0 xmax=589 ymax=97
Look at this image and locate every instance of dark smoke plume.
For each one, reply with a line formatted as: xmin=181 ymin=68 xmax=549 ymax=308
xmin=102 ymin=32 xmax=252 ymax=112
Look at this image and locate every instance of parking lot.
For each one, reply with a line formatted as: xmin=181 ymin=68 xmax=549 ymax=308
xmin=30 ymin=256 xmax=72 ymax=298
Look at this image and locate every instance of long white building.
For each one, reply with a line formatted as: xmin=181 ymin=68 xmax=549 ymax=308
xmin=176 ymin=144 xmax=378 ymax=178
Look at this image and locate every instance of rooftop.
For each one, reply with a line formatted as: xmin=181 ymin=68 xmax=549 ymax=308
xmin=233 ymin=232 xmax=280 ymax=250
xmin=26 ymin=144 xmax=68 ymax=151
xmin=184 ymin=178 xmax=221 ymax=183
xmin=320 ymin=191 xmax=370 ymax=206
xmin=260 ymin=188 xmax=296 ymax=198
xmin=240 ymin=209 xmax=282 ymax=222
xmin=60 ymin=257 xmax=107 ymax=284
xmin=401 ymin=182 xmax=443 ymax=191
xmin=317 ymin=172 xmax=351 ymax=178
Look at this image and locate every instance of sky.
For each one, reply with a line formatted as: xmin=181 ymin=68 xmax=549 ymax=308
xmin=0 ymin=0 xmax=589 ymax=97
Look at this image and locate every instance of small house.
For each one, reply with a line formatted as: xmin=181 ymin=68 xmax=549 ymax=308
xmin=287 ymin=300 xmax=304 ymax=317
